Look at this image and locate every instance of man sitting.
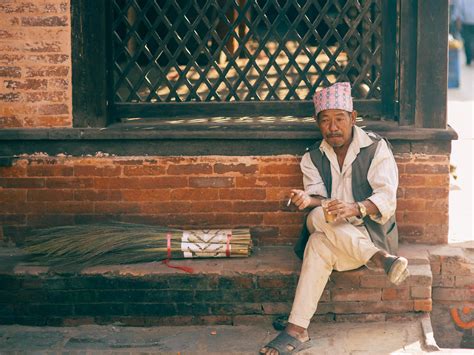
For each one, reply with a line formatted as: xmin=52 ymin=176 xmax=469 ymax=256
xmin=260 ymin=82 xmax=409 ymax=354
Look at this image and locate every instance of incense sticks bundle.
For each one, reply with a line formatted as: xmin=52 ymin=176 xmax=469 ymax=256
xmin=23 ymin=222 xmax=252 ymax=267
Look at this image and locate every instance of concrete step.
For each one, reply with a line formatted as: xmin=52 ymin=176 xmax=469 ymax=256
xmin=0 ymin=245 xmax=432 ymax=326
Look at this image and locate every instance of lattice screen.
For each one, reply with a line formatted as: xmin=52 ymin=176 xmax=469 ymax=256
xmin=111 ymin=0 xmax=383 ymax=104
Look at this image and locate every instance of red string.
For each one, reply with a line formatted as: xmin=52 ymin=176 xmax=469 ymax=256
xmin=226 ymin=232 xmax=232 ymax=257
xmin=161 ymin=259 xmax=194 ymax=274
xmin=161 ymin=232 xmax=194 ymax=274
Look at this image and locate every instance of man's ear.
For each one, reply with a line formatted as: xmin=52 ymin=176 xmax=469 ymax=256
xmin=351 ymin=110 xmax=357 ymax=125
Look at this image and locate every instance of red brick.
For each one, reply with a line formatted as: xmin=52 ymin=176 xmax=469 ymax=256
xmin=230 ymin=213 xmax=263 ymax=225
xmin=404 ymin=211 xmax=447 ymax=224
xmin=398 ymin=225 xmax=424 ymax=237
xmin=27 ymin=165 xmax=73 ymax=176
xmin=360 ymin=275 xmax=391 ymax=288
xmin=278 ymin=175 xmax=304 ymax=188
xmin=25 ymin=91 xmax=67 ymax=102
xmin=0 ymin=189 xmax=26 ymax=203
xmin=48 ymin=78 xmax=68 ymax=89
xmin=233 ymin=201 xmax=280 ymax=212
xmin=404 ymin=187 xmax=449 ymax=199
xmin=399 ymin=175 xmax=426 ymax=186
xmin=412 ymin=155 xmax=449 ymax=163
xmin=455 ymin=276 xmax=474 ymax=288
xmin=189 ymin=177 xmax=234 ymax=188
xmin=121 ymin=189 xmax=171 ymax=202
xmin=94 ymin=202 xmax=141 ymax=214
xmin=250 ymin=226 xmax=279 ymax=238
xmin=45 ymin=177 xmax=93 ymax=189
xmin=430 ymin=262 xmax=441 ymax=275
xmin=332 ymin=288 xmax=381 ymax=302
xmin=4 ymin=79 xmax=47 ymax=90
xmin=74 ymin=190 xmax=122 ymax=201
xmin=0 ymin=66 xmax=21 ymax=78
xmin=263 ymin=212 xmax=305 ymax=225
xmin=27 ymin=214 xmax=75 ymax=227
xmin=123 ymin=165 xmax=164 ymax=176
xmin=188 ymin=201 xmax=234 ymax=213
xmin=278 ymin=225 xmax=301 ymax=239
xmin=0 ymin=115 xmax=22 ymax=127
xmin=413 ymin=299 xmax=432 ymax=312
xmin=425 ymin=175 xmax=449 ymax=186
xmin=260 ymin=163 xmax=300 ymax=175
xmin=382 ymin=288 xmax=410 ymax=300
xmin=37 ymin=103 xmax=68 ymax=115
xmin=410 ymin=286 xmax=431 ymax=299
xmin=219 ymin=188 xmax=266 ymax=200
xmin=261 ymin=303 xmax=291 ymax=315
xmin=333 ymin=301 xmax=413 ymax=314
xmin=0 ymin=54 xmax=24 ymax=64
xmin=167 ymin=164 xmax=212 ymax=175
xmin=95 ymin=177 xmax=188 ymax=189
xmin=442 ymin=259 xmax=473 ymax=276
xmin=0 ymin=177 xmax=45 ymax=188
xmin=214 ymin=163 xmax=257 ymax=174
xmin=432 ymin=275 xmax=455 ymax=287
xmin=235 ymin=176 xmax=280 ymax=187
xmin=42 ymin=202 xmax=93 ymax=214
xmin=329 ymin=271 xmax=361 ymax=288
xmin=171 ymin=188 xmax=219 ymax=201
xmin=21 ymin=15 xmax=68 ymax=26
xmin=433 ymin=287 xmax=474 ymax=302
xmin=0 ymin=93 xmax=21 ymax=102
xmin=27 ymin=189 xmax=73 ymax=201
xmin=26 ymin=66 xmax=69 ymax=77
xmin=140 ymin=202 xmax=191 ymax=214
xmin=0 ymin=164 xmax=27 ymax=177
xmin=405 ymin=163 xmax=449 ymax=174
xmin=27 ymin=54 xmax=69 ymax=64
xmin=74 ymin=165 xmax=121 ymax=177
xmin=397 ymin=199 xmax=426 ymax=211
xmin=258 ymin=277 xmax=295 ymax=289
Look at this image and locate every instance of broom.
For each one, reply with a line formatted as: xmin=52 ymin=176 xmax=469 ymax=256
xmin=24 ymin=222 xmax=252 ymax=271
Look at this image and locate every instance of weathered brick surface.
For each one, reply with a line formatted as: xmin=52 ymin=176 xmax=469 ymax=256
xmin=0 ymin=154 xmax=450 ymax=246
xmin=0 ymin=245 xmax=431 ymax=326
xmin=0 ymin=0 xmax=71 ymax=128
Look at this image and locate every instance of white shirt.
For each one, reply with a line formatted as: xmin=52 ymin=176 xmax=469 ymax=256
xmin=300 ymin=125 xmax=399 ymax=225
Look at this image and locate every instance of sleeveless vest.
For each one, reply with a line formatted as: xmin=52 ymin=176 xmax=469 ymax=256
xmin=293 ymin=133 xmax=398 ymax=260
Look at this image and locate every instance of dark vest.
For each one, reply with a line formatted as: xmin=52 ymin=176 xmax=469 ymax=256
xmin=293 ymin=133 xmax=399 ymax=260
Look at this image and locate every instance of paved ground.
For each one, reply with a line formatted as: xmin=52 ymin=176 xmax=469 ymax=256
xmin=0 ymin=316 xmax=472 ymax=354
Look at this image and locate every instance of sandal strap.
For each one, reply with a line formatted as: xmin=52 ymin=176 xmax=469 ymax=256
xmin=265 ymin=331 xmax=305 ymax=354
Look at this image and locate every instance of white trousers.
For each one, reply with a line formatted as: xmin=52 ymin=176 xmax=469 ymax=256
xmin=288 ymin=207 xmax=380 ymax=329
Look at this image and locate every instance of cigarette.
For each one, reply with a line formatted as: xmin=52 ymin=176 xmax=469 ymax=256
xmin=286 ymin=197 xmax=292 ymax=207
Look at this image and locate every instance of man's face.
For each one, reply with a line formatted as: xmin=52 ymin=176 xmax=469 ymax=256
xmin=316 ymin=109 xmax=356 ymax=148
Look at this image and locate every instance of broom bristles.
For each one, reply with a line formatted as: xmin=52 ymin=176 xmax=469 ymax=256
xmin=24 ymin=222 xmax=252 ymax=268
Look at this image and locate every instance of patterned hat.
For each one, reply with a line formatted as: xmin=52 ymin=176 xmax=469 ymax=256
xmin=313 ymin=82 xmax=353 ymax=115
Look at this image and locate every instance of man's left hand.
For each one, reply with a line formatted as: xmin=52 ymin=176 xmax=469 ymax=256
xmin=326 ymin=199 xmax=360 ymax=220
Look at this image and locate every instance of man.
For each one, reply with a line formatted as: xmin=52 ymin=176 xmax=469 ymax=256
xmin=259 ymin=82 xmax=409 ymax=354
xmin=453 ymin=0 xmax=474 ymax=65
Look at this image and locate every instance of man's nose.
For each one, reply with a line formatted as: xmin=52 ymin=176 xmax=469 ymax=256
xmin=329 ymin=120 xmax=338 ymax=131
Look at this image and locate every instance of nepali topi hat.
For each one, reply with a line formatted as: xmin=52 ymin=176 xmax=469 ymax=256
xmin=313 ymin=82 xmax=353 ymax=116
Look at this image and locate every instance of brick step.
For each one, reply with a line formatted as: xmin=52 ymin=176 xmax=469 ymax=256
xmin=0 ymin=245 xmax=432 ymax=326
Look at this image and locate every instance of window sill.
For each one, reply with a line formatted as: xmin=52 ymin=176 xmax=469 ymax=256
xmin=0 ymin=119 xmax=458 ymax=158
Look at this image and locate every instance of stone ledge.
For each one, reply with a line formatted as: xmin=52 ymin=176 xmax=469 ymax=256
xmin=0 ymin=245 xmax=433 ymax=326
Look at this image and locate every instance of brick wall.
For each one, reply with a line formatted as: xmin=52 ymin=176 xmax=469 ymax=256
xmin=0 ymin=0 xmax=71 ymax=128
xmin=0 ymin=153 xmax=450 ymax=245
xmin=429 ymin=246 xmax=474 ymax=348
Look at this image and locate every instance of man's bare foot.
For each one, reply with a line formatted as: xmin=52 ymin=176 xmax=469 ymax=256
xmin=259 ymin=323 xmax=310 ymax=354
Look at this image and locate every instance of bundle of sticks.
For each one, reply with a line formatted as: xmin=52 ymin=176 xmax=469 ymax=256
xmin=24 ymin=222 xmax=252 ymax=268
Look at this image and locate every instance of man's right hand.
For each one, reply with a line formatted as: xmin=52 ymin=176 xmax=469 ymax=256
xmin=290 ymin=189 xmax=312 ymax=210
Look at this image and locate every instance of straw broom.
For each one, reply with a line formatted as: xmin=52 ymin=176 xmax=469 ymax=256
xmin=24 ymin=222 xmax=252 ymax=268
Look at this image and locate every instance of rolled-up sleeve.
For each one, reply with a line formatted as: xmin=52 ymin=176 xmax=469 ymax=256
xmin=300 ymin=152 xmax=328 ymax=197
xmin=367 ymin=140 xmax=399 ymax=224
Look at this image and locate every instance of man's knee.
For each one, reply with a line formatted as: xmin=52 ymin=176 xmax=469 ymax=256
xmin=304 ymin=232 xmax=332 ymax=264
xmin=306 ymin=206 xmax=326 ymax=233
